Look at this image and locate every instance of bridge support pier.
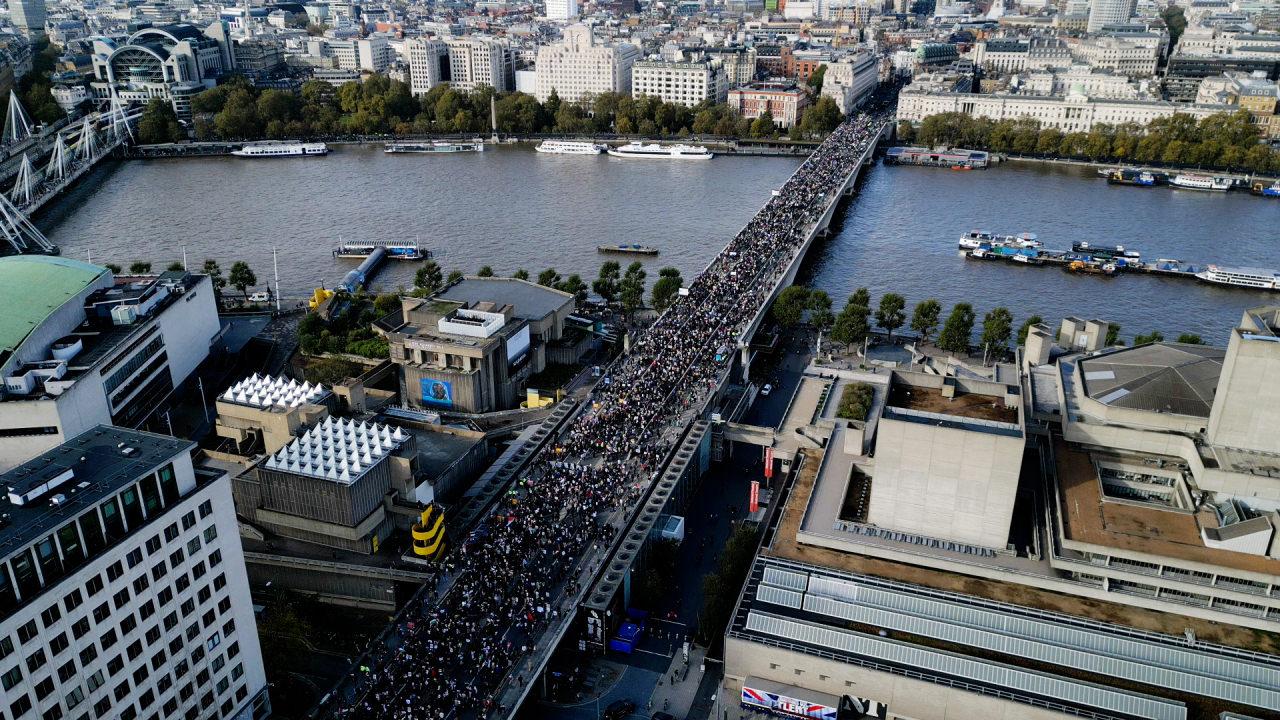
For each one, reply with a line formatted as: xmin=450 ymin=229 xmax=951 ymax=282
xmin=739 ymin=345 xmax=752 ymax=384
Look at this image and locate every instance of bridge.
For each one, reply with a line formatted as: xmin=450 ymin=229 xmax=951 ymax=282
xmin=317 ymin=109 xmax=892 ymax=720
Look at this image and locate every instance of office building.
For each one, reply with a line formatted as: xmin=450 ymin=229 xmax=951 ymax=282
xmin=632 ymin=57 xmax=728 ymax=107
xmin=970 ymin=37 xmax=1072 ymax=74
xmin=706 ymin=46 xmax=758 ymax=87
xmin=821 ymin=51 xmax=879 ymax=114
xmin=445 ymin=36 xmax=514 ymax=92
xmin=727 ymin=81 xmax=810 ymax=127
xmin=89 ymin=22 xmax=233 ymax=118
xmin=0 ymin=258 xmax=220 ymax=471
xmin=8 ymin=0 xmax=45 ymax=38
xmin=534 ymin=24 xmax=638 ymax=103
xmin=330 ymin=36 xmax=393 ymax=73
xmin=1087 ymin=0 xmax=1136 ymax=33
xmin=407 ymin=38 xmax=449 ymax=95
xmin=545 ymin=0 xmax=579 ymax=20
xmin=0 ymin=426 xmax=269 ymax=720
xmin=1072 ymin=34 xmax=1163 ymax=77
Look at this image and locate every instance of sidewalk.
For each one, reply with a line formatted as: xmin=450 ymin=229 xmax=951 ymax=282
xmin=646 ymin=645 xmax=708 ymax=718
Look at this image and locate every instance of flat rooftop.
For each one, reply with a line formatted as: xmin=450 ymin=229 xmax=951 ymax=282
xmin=886 ymin=383 xmax=1018 ymax=423
xmin=1054 ymin=439 xmax=1280 ymax=576
xmin=0 ymin=426 xmax=194 ymax=557
xmin=767 ymin=448 xmax=1280 ymax=654
xmin=436 ymin=278 xmax=571 ymax=322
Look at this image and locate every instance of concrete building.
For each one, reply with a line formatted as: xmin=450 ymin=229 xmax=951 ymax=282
xmin=898 ymin=84 xmax=1230 ymax=133
xmin=970 ymin=37 xmax=1072 ymax=74
xmin=385 ymin=279 xmax=580 ymax=414
xmin=213 ymin=374 xmax=335 ymax=455
xmin=406 ymin=37 xmax=449 ymax=95
xmin=632 ymin=57 xmax=728 ymax=107
xmin=329 ymin=36 xmax=393 ymax=73
xmin=0 ymin=258 xmax=220 ymax=471
xmin=1072 ymin=34 xmax=1162 ymax=77
xmin=545 ymin=0 xmax=579 ymax=20
xmin=90 ymin=22 xmax=233 ymax=118
xmin=1021 ymin=65 xmax=1153 ymax=99
xmin=8 ymin=0 xmax=45 ymax=38
xmin=1087 ymin=0 xmax=1136 ymax=32
xmin=821 ymin=51 xmax=879 ymax=114
xmin=727 ymin=81 xmax=810 ymax=127
xmin=445 ymin=36 xmax=514 ymax=92
xmin=1206 ymin=306 xmax=1280 ymax=455
xmin=233 ymin=417 xmax=416 ymax=554
xmin=0 ymin=426 xmax=269 ymax=720
xmin=534 ymin=24 xmax=638 ymax=103
xmin=706 ymin=46 xmax=758 ymax=86
xmin=231 ymin=37 xmax=286 ymax=81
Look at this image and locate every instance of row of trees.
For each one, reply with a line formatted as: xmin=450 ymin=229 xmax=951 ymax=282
xmin=900 ymin=110 xmax=1280 ymax=173
xmin=188 ymin=75 xmax=845 ymax=141
xmin=101 ymin=258 xmax=259 ymax=302
xmin=410 ymin=259 xmax=686 ymax=317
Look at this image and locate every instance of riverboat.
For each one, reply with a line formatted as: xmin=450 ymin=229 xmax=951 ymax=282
xmin=958 ymin=231 xmax=1041 ymax=250
xmin=385 ymin=141 xmax=486 ymax=153
xmin=1195 ymin=265 xmax=1280 ymax=290
xmin=598 ymin=244 xmax=659 ymax=255
xmin=535 ymin=141 xmax=605 ymax=155
xmin=231 ymin=142 xmax=329 ymax=158
xmin=1105 ymin=169 xmax=1163 ymax=186
xmin=334 ymin=240 xmax=429 ymax=261
xmin=1072 ymin=242 xmax=1140 ymax=259
xmin=1251 ymin=180 xmax=1280 ymax=197
xmin=606 ymin=142 xmax=712 ymax=160
xmin=1170 ymin=173 xmax=1232 ymax=191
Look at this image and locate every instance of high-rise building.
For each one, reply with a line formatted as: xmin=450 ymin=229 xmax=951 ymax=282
xmin=1086 ymin=0 xmax=1137 ymax=33
xmin=0 ymin=426 xmax=270 ymax=720
xmin=406 ymin=38 xmax=449 ymax=95
xmin=9 ymin=0 xmax=45 ymax=38
xmin=534 ymin=24 xmax=638 ymax=103
xmin=445 ymin=36 xmax=515 ymax=92
xmin=545 ymin=0 xmax=579 ymax=20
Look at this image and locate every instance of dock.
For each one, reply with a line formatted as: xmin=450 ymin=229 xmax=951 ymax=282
xmin=959 ymin=244 xmax=1277 ymax=290
xmin=333 ymin=240 xmax=429 ymax=261
xmin=884 ymin=146 xmax=989 ymax=169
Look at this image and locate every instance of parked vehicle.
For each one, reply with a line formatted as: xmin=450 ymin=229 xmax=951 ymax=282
xmin=604 ymin=699 xmax=637 ymax=720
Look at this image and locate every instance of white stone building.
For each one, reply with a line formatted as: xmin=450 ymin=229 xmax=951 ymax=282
xmin=821 ymin=51 xmax=880 ymax=114
xmin=1086 ymin=0 xmax=1136 ymax=33
xmin=446 ymin=36 xmax=515 ymax=92
xmin=534 ymin=24 xmax=639 ymax=103
xmin=631 ymin=57 xmax=728 ymax=107
xmin=406 ymin=37 xmax=449 ymax=95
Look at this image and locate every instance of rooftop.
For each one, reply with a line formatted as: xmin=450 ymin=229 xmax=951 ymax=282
xmin=0 ymin=256 xmax=107 ymax=364
xmin=261 ymin=416 xmax=409 ymax=485
xmin=0 ymin=426 xmax=194 ymax=558
xmin=1077 ymin=342 xmax=1224 ymax=417
xmin=886 ymin=382 xmax=1018 ymax=423
xmin=436 ymin=278 xmax=572 ymax=322
xmin=220 ymin=373 xmax=329 ymax=410
xmin=1054 ymin=439 xmax=1280 ymax=576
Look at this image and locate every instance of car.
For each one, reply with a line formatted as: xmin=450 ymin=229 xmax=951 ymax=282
xmin=761 ymin=383 xmax=773 ymax=396
xmin=652 ymin=713 xmax=678 ymax=720
xmin=603 ymin=699 xmax=636 ymax=720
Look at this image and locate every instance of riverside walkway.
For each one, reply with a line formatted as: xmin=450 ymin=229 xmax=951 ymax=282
xmin=319 ymin=106 xmax=893 ymax=720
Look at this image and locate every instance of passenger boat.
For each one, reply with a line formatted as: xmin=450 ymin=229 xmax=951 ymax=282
xmin=1170 ymin=173 xmax=1232 ymax=191
xmin=1195 ymin=264 xmax=1280 ymax=290
xmin=1251 ymin=180 xmax=1280 ymax=197
xmin=333 ymin=240 xmax=429 ymax=261
xmin=597 ymin=244 xmax=659 ymax=255
xmin=1105 ymin=169 xmax=1162 ymax=186
xmin=606 ymin=142 xmax=713 ymax=160
xmin=385 ymin=141 xmax=486 ymax=153
xmin=1072 ymin=242 xmax=1140 ymax=259
xmin=231 ymin=142 xmax=329 ymax=157
xmin=535 ymin=141 xmax=605 ymax=155
xmin=958 ymin=231 xmax=1040 ymax=250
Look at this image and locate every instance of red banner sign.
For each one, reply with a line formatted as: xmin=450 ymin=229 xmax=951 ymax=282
xmin=764 ymin=446 xmax=774 ymax=479
xmin=749 ymin=480 xmax=760 ymax=513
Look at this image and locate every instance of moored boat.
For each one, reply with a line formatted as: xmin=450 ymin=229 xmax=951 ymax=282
xmin=1170 ymin=173 xmax=1232 ymax=191
xmin=231 ymin=142 xmax=329 ymax=157
xmin=535 ymin=141 xmax=605 ymax=155
xmin=1195 ymin=264 xmax=1280 ymax=290
xmin=597 ymin=244 xmax=659 ymax=255
xmin=1251 ymin=180 xmax=1280 ymax=197
xmin=606 ymin=142 xmax=712 ymax=160
xmin=385 ymin=141 xmax=486 ymax=153
xmin=334 ymin=240 xmax=429 ymax=261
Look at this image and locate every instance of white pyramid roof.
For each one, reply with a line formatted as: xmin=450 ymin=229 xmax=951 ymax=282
xmin=220 ymin=373 xmax=331 ymax=409
xmin=263 ymin=415 xmax=411 ymax=485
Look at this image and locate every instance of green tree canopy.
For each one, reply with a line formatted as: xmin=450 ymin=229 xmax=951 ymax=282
xmin=137 ymin=98 xmax=186 ymax=144
xmin=771 ymin=285 xmax=811 ymax=328
xmin=414 ymin=261 xmax=443 ymax=295
xmin=228 ymin=261 xmax=257 ymax=299
xmin=875 ymin=293 xmax=907 ymax=340
xmin=938 ymin=303 xmax=976 ymax=354
xmin=593 ymin=260 xmax=621 ymax=304
xmin=911 ymin=299 xmax=941 ymax=344
xmin=650 ymin=267 xmax=684 ymax=312
xmin=980 ymin=307 xmax=1014 ymax=357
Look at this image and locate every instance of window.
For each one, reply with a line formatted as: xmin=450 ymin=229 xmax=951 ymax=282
xmin=72 ymin=617 xmax=90 ymax=639
xmin=211 ymin=655 xmax=225 ymax=673
xmin=191 ymin=647 xmax=205 ymax=665
xmin=113 ymin=588 xmax=130 ymax=610
xmin=139 ymin=600 xmax=155 ymax=621
xmin=168 ymin=637 xmax=183 ymax=655
xmin=157 ymin=673 xmax=172 ymax=694
xmin=105 ymin=562 xmax=124 ymax=583
xmin=221 ymin=620 xmax=235 ymax=637
xmin=64 ymin=589 xmax=84 ymax=612
xmin=181 ymin=512 xmax=196 ymax=531
xmin=34 ymin=676 xmax=55 ymax=700
xmin=1 ymin=665 xmax=22 ymax=691
xmin=17 ymin=620 xmax=38 ymax=644
xmin=212 ymin=574 xmax=226 ymax=592
xmin=150 ymin=563 xmax=167 ymax=582
xmin=178 ymin=682 xmax=193 ymax=701
xmin=197 ymin=587 xmax=211 ymax=604
xmin=226 ymin=642 xmax=239 ymax=660
xmin=138 ymin=688 xmax=154 ymax=710
xmin=126 ymin=640 xmax=142 ymax=661
xmin=202 ymin=610 xmax=216 ymax=628
xmin=25 ymin=648 xmax=46 ymax=673
xmin=65 ymin=686 xmax=85 ymax=709
xmin=119 ymin=615 xmax=136 ymax=635
xmin=180 ymin=599 xmax=195 ymax=616
xmin=175 ymin=574 xmax=190 ymax=592
xmin=145 ymin=536 xmax=161 ymax=555
xmin=206 ymin=633 xmax=220 ymax=651
xmin=192 ymin=562 xmax=206 ymax=581
xmin=157 ymin=588 xmax=173 ymax=607
xmin=113 ymin=680 xmax=130 ymax=702
xmin=144 ymin=627 xmax=160 ymax=645
xmin=41 ymin=604 xmax=62 ymax=627
xmin=215 ymin=677 xmax=229 ymax=695
xmin=101 ymin=627 xmax=118 ymax=650
xmin=230 ymin=662 xmax=242 ymax=680
xmin=119 ymin=707 xmax=136 ymax=720
xmin=86 ymin=669 xmax=105 ymax=692
xmin=79 ymin=644 xmax=97 ymax=665
xmin=106 ymin=655 xmax=123 ymax=676
xmin=173 ymin=660 xmax=188 ymax=679
xmin=41 ymin=702 xmax=64 ymax=720
xmin=10 ymin=693 xmax=32 ymax=719
xmin=169 ymin=550 xmax=184 ymax=569
xmin=125 ymin=548 xmax=144 ymax=569
xmin=207 ymin=550 xmax=221 ymax=567
xmin=150 ymin=651 xmax=166 ymax=670
xmin=132 ymin=575 xmax=149 ymax=594
xmin=0 ymin=636 xmax=13 ymax=659
xmin=57 ymin=659 xmax=76 ymax=683
xmin=92 ymin=603 xmax=110 ymax=624
xmin=202 ymin=526 xmax=217 ymax=543
xmin=198 ymin=501 xmax=212 ymax=519
xmin=49 ymin=632 xmax=69 ymax=656
xmin=217 ymin=598 xmax=231 ymax=615
xmin=162 ymin=699 xmax=177 ymax=716
xmin=163 ymin=612 xmax=178 ymax=632
xmin=92 ymin=697 xmax=111 ymax=717
xmin=132 ymin=664 xmax=148 ymax=684
xmin=164 ymin=524 xmax=179 ymax=543
xmin=186 ymin=538 xmax=201 ymax=555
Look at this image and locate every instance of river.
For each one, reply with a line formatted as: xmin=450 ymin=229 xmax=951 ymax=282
xmin=40 ymin=145 xmax=1277 ymax=344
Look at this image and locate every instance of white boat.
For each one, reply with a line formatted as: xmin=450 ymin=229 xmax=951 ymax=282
xmin=535 ymin=140 xmax=605 ymax=155
xmin=231 ymin=142 xmax=329 ymax=158
xmin=958 ymin=230 xmax=1040 ymax=250
xmin=1195 ymin=264 xmax=1280 ymax=290
xmin=385 ymin=141 xmax=485 ymax=153
xmin=1170 ymin=173 xmax=1232 ymax=191
xmin=606 ymin=141 xmax=713 ymax=160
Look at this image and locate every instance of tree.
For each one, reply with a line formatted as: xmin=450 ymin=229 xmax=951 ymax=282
xmin=831 ymin=302 xmax=870 ymax=350
xmin=937 ymin=303 xmax=976 ymax=354
xmin=979 ymin=307 xmax=1014 ymax=359
xmin=650 ymin=267 xmax=684 ymax=312
xmin=374 ymin=293 xmax=400 ymax=316
xmin=749 ymin=111 xmax=776 ymax=139
xmin=875 ymin=293 xmax=907 ymax=341
xmin=228 ymin=261 xmax=257 ymax=300
xmin=849 ymin=287 xmax=871 ymax=308
xmin=477 ymin=265 xmax=494 ymax=277
xmin=593 ymin=261 xmax=621 ymax=304
xmin=771 ymin=286 xmax=811 ymax=328
xmin=1106 ymin=322 xmax=1122 ymax=346
xmin=537 ymin=267 xmax=561 ymax=287
xmin=1176 ymin=333 xmax=1204 ymax=344
xmin=806 ymin=64 xmax=827 ymax=93
xmin=558 ymin=274 xmax=588 ymax=304
xmin=446 ymin=270 xmax=463 ymax=285
xmin=808 ymin=290 xmax=834 ymax=336
xmin=129 ymin=261 xmax=152 ymax=274
xmin=1017 ymin=315 xmax=1044 ymax=346
xmin=619 ymin=262 xmax=647 ymax=317
xmin=414 ymin=261 xmax=443 ymax=295
xmin=166 ymin=261 xmax=185 ymax=272
xmin=911 ymin=299 xmax=941 ymax=345
xmin=1135 ymin=330 xmax=1165 ymax=345
xmin=513 ymin=268 xmax=530 ymax=281
xmin=137 ymin=98 xmax=186 ymax=144
xmin=202 ymin=259 xmax=226 ymax=291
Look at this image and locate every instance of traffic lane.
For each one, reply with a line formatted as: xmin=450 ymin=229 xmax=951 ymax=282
xmin=522 ymin=664 xmax=659 ymax=720
xmin=742 ymin=343 xmax=812 ymax=427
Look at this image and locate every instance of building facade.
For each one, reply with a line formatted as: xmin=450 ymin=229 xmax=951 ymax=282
xmin=631 ymin=57 xmax=728 ymax=107
xmin=533 ymin=24 xmax=638 ymax=103
xmin=728 ymin=82 xmax=810 ymax=127
xmin=89 ymin=22 xmax=232 ymax=118
xmin=545 ymin=0 xmax=579 ymax=20
xmin=0 ymin=426 xmax=269 ymax=720
xmin=8 ymin=0 xmax=45 ymax=38
xmin=406 ymin=38 xmax=449 ymax=95
xmin=445 ymin=36 xmax=514 ymax=92
xmin=821 ymin=51 xmax=879 ymax=114
xmin=1086 ymin=0 xmax=1136 ymax=33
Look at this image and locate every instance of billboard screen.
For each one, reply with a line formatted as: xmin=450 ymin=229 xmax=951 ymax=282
xmin=506 ymin=325 xmax=531 ymax=364
xmin=741 ymin=686 xmax=836 ymax=720
xmin=420 ymin=378 xmax=454 ymax=408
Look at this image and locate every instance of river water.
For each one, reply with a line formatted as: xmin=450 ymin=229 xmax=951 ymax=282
xmin=40 ymin=145 xmax=1277 ymax=344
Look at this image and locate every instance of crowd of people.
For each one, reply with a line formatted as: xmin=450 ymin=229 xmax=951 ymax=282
xmin=331 ymin=106 xmax=892 ymax=720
